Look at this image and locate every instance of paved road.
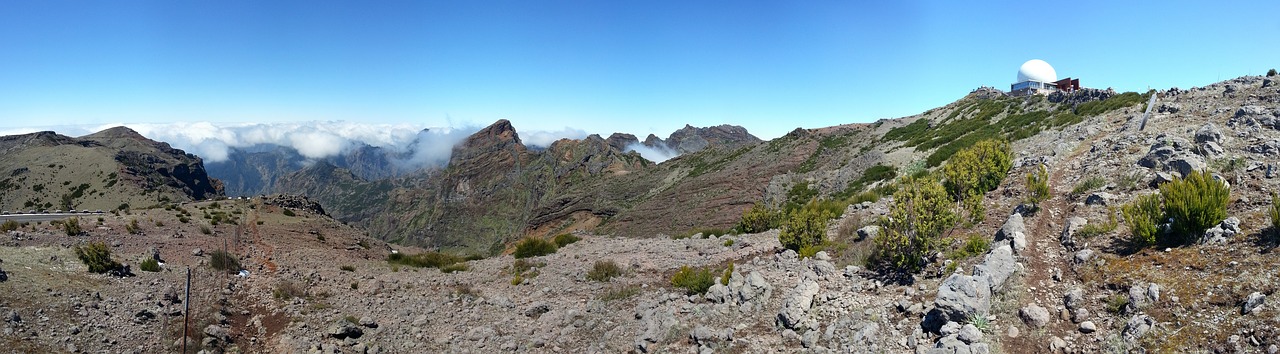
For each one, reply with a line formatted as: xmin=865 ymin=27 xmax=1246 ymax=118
xmin=0 ymin=213 xmax=104 ymax=223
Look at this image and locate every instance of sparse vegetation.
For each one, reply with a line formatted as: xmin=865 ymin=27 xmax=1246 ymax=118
xmin=1271 ymin=193 xmax=1280 ymax=235
xmin=1161 ymin=170 xmax=1229 ymax=244
xmin=513 ymin=237 xmax=558 ymax=258
xmin=1076 ymin=91 xmax=1144 ymax=116
xmin=670 ymin=265 xmax=718 ymax=295
xmin=140 ymin=258 xmax=161 ymax=272
xmin=600 ymin=285 xmax=642 ymax=301
xmin=1115 ymin=171 xmax=1145 ymax=191
xmin=209 ymin=250 xmax=241 ymax=273
xmin=440 ymin=263 xmax=469 ymax=273
xmin=282 ymin=208 xmax=296 ymax=217
xmin=1122 ymin=194 xmax=1163 ymax=247
xmin=586 ymin=260 xmax=624 ymax=282
xmin=339 ymin=265 xmax=355 ymax=272
xmin=948 ymin=234 xmax=990 ymax=260
xmin=552 ymin=233 xmax=581 ymax=247
xmin=1025 ymin=164 xmax=1051 ymax=212
xmin=273 ymin=281 xmax=307 ymax=301
xmin=199 ymin=225 xmax=212 ymax=235
xmin=873 ymin=176 xmax=957 ymax=273
xmin=74 ymin=242 xmax=122 ymax=274
xmin=61 ymin=217 xmax=82 ymax=236
xmin=1104 ymin=294 xmax=1129 ymax=314
xmin=1268 ymin=68 xmax=1277 ymax=77
xmin=720 ymin=263 xmax=734 ymax=286
xmin=723 ymin=239 xmax=734 ymax=247
xmin=778 ymin=201 xmax=834 ymax=255
xmin=387 ymin=251 xmax=468 ymax=272
xmin=125 ymin=219 xmax=140 ymax=234
xmin=736 ymin=202 xmax=782 ymax=234
xmin=942 ymin=139 xmax=1011 ymax=224
xmin=1 ymin=220 xmax=18 ymax=232
xmin=1070 ymin=176 xmax=1107 ymax=198
xmin=1076 ymin=207 xmax=1120 ymax=238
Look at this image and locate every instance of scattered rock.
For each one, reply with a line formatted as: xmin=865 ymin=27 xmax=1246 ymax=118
xmin=1019 ymin=304 xmax=1051 ymax=328
xmin=192 ymin=248 xmax=204 ymax=257
xmin=327 ymin=320 xmax=363 ymax=339
xmin=1123 ymin=314 xmax=1155 ymax=341
xmin=1084 ymin=192 xmax=1114 ymax=206
xmin=1243 ymin=292 xmax=1266 ymax=315
xmin=776 ymin=278 xmax=819 ymax=330
xmin=995 ymin=213 xmax=1026 ymax=254
xmin=928 ymin=274 xmax=992 ymax=330
xmin=1079 ymin=321 xmax=1097 ymax=333
xmin=1064 ymin=288 xmax=1085 ymax=310
xmin=856 ymin=225 xmax=879 ymax=241
xmin=1050 ymin=336 xmax=1068 ymax=353
xmin=957 ymin=324 xmax=983 ymax=344
xmin=1061 ymin=217 xmax=1088 ymax=250
xmin=1073 ymin=249 xmax=1095 ymax=264
xmin=524 ymin=302 xmax=551 ymax=318
xmin=1195 ymin=123 xmax=1223 ymax=143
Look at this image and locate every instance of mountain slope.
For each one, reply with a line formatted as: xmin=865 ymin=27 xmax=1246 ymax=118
xmin=0 ymin=127 xmax=223 ymax=212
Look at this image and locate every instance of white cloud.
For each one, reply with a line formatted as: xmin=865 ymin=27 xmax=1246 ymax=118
xmin=623 ymin=142 xmax=680 ymax=163
xmin=521 ymin=127 xmax=588 ymax=148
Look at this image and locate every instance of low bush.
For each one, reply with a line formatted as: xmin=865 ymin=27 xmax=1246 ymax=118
xmin=779 ymin=200 xmax=837 ymax=254
xmin=873 ymin=176 xmax=957 ymax=273
xmin=1076 ymin=207 xmax=1119 ymax=238
xmin=339 ymin=265 xmax=355 ymax=272
xmin=1025 ymin=164 xmax=1050 ymax=210
xmin=942 ymin=139 xmax=1012 ymax=201
xmin=586 ymin=260 xmax=624 ymax=282
xmin=387 ymin=251 xmax=466 ymax=271
xmin=209 ymin=250 xmax=241 ymax=273
xmin=1070 ymin=176 xmax=1107 ymax=198
xmin=513 ymin=237 xmax=557 ymax=258
xmin=1121 ymin=194 xmax=1162 ymax=247
xmin=1105 ymin=294 xmax=1130 ymax=314
xmin=139 ymin=258 xmax=161 ymax=272
xmin=600 ymin=285 xmax=642 ymax=301
xmin=948 ymin=234 xmax=990 ymax=259
xmin=552 ymin=233 xmax=581 ymax=247
xmin=123 ymin=219 xmax=139 ymax=234
xmin=75 ymin=242 xmax=123 ymax=274
xmin=281 ymin=209 xmax=296 ymax=217
xmin=671 ymin=265 xmax=717 ymax=295
xmin=0 ymin=220 xmax=17 ymax=232
xmin=736 ymin=202 xmax=781 ymax=234
xmin=1160 ymin=170 xmax=1229 ymax=244
xmin=273 ymin=281 xmax=307 ymax=300
xmin=1271 ymin=193 xmax=1280 ymax=234
xmin=440 ymin=263 xmax=469 ymax=273
xmin=720 ymin=263 xmax=734 ymax=286
xmin=62 ymin=218 xmax=81 ymax=236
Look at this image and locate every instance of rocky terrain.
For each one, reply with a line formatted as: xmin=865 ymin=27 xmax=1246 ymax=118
xmin=1 ymin=72 xmax=1279 ymax=353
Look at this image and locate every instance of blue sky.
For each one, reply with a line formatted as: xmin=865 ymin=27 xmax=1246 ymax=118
xmin=1 ymin=1 xmax=1277 ymax=143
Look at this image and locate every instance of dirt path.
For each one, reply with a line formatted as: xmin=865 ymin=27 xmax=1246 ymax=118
xmin=247 ymin=202 xmax=277 ymax=274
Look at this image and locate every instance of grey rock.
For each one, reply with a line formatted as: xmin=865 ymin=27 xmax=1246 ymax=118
xmin=856 ymin=225 xmax=880 ymax=241
xmin=800 ymin=327 xmax=819 ymax=348
xmin=358 ymin=316 xmax=377 ymax=328
xmin=8 ymin=310 xmax=23 ymax=323
xmin=995 ymin=213 xmax=1027 ymax=254
xmin=972 ymin=243 xmax=1015 ymax=291
xmin=1061 ymin=217 xmax=1088 ymax=250
xmin=1122 ymin=314 xmax=1155 ymax=341
xmin=1243 ymin=292 xmax=1266 ymax=315
xmin=1064 ymin=288 xmax=1085 ymax=310
xmin=776 ymin=278 xmax=819 ymax=330
xmin=1019 ymin=304 xmax=1051 ymax=328
xmin=1079 ymin=321 xmax=1097 ymax=333
xmin=524 ymin=302 xmax=550 ymax=317
xmin=1151 ymin=172 xmax=1176 ymax=187
xmin=1128 ymin=282 xmax=1159 ymax=309
xmin=327 ymin=320 xmax=363 ymax=339
xmin=1195 ymin=123 xmax=1223 ymax=143
xmin=1236 ymin=105 xmax=1269 ymax=118
xmin=940 ymin=321 xmax=962 ymax=336
xmin=1050 ymin=336 xmax=1068 ymax=353
xmin=689 ymin=325 xmax=732 ymax=346
xmin=1203 ymin=141 xmax=1225 ymax=156
xmin=1073 ymin=249 xmax=1095 ymax=264
xmin=930 ymin=274 xmax=992 ymax=327
xmin=192 ymin=248 xmax=204 ymax=257
xmin=1085 ymin=192 xmax=1114 ymax=206
xmin=1071 ymin=308 xmax=1090 ymax=323
xmin=957 ymin=324 xmax=983 ymax=344
xmin=704 ymin=283 xmax=731 ymax=303
xmin=203 ymin=324 xmax=229 ymax=342
xmin=1169 ymin=156 xmax=1206 ymax=177
xmin=737 ymin=271 xmax=773 ymax=307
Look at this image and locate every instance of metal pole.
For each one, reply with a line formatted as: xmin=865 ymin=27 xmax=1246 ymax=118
xmin=182 ymin=267 xmax=191 ymax=354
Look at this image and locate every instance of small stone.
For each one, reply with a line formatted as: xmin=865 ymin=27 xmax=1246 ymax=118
xmin=1050 ymin=336 xmax=1068 ymax=353
xmin=192 ymin=248 xmax=204 ymax=257
xmin=958 ymin=324 xmax=983 ymax=344
xmin=1079 ymin=321 xmax=1097 ymax=333
xmin=1019 ymin=304 xmax=1051 ymax=328
xmin=1243 ymin=292 xmax=1266 ymax=315
xmin=1006 ymin=325 xmax=1020 ymax=338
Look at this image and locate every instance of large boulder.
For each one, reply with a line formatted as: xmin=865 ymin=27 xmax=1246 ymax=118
xmin=776 ymin=278 xmax=820 ymax=330
xmin=995 ymin=213 xmax=1027 ymax=254
xmin=928 ymin=274 xmax=993 ymax=330
xmin=327 ymin=320 xmax=363 ymax=339
xmin=972 ymin=243 xmax=1016 ymax=291
xmin=1195 ymin=123 xmax=1223 ymax=143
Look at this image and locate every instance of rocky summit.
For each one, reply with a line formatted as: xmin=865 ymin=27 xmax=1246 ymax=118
xmin=2 ymin=72 xmax=1280 ymax=353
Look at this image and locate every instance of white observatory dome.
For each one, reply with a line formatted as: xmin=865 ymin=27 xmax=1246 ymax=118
xmin=1017 ymin=59 xmax=1058 ymax=83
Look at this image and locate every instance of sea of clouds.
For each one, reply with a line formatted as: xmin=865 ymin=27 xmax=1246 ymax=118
xmin=0 ymin=121 xmax=679 ymax=167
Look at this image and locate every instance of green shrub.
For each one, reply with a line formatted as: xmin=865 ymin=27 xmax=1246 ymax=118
xmin=600 ymin=285 xmax=642 ymax=301
xmin=1076 ymin=92 xmax=1144 ymax=116
xmin=942 ymin=139 xmax=1012 ymax=200
xmin=0 ymin=220 xmax=17 ymax=232
xmin=513 ymin=237 xmax=558 ymax=259
xmin=1076 ymin=207 xmax=1120 ymax=238
xmin=63 ymin=218 xmax=81 ymax=236
xmin=140 ymin=258 xmax=161 ymax=272
xmin=873 ymin=176 xmax=957 ymax=273
xmin=199 ymin=225 xmax=212 ymax=235
xmin=723 ymin=239 xmax=735 ymax=247
xmin=281 ymin=209 xmax=296 ymax=217
xmin=1268 ymin=68 xmax=1277 ymax=77
xmin=670 ymin=265 xmax=717 ymax=295
xmin=720 ymin=263 xmax=734 ymax=286
xmin=74 ymin=242 xmax=122 ymax=274
xmin=1121 ymin=194 xmax=1162 ymax=247
xmin=1070 ymin=176 xmax=1107 ymax=198
xmin=1025 ymin=164 xmax=1051 ymax=210
xmin=1105 ymin=294 xmax=1130 ymax=314
xmin=339 ymin=265 xmax=355 ymax=272
xmin=273 ymin=281 xmax=307 ymax=300
xmin=387 ymin=251 xmax=465 ymax=270
xmin=949 ymin=234 xmax=990 ymax=259
xmin=736 ymin=202 xmax=781 ymax=234
xmin=1271 ymin=193 xmax=1280 ymax=234
xmin=209 ymin=250 xmax=241 ymax=273
xmin=1160 ymin=170 xmax=1229 ymax=244
xmin=552 ymin=233 xmax=581 ymax=247
xmin=440 ymin=263 xmax=469 ymax=273
xmin=779 ymin=203 xmax=833 ymax=254
xmin=586 ymin=260 xmax=624 ymax=282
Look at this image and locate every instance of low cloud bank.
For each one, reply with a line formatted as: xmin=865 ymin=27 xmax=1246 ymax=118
xmin=623 ymin=142 xmax=680 ymax=163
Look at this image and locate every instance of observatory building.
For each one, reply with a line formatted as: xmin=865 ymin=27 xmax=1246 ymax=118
xmin=1010 ymin=59 xmax=1080 ymax=96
